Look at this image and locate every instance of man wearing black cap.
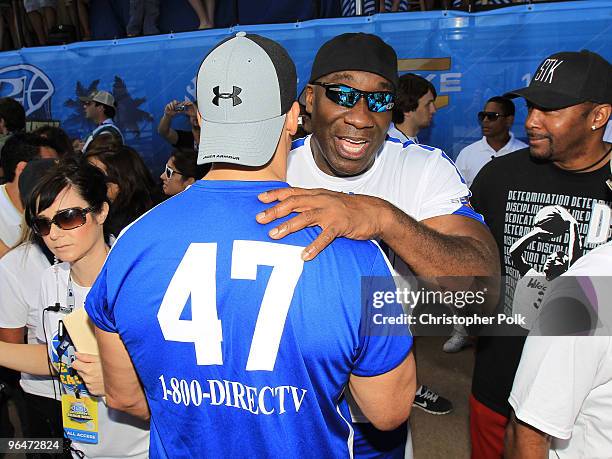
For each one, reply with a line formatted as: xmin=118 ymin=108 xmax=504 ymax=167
xmin=256 ymin=32 xmax=500 ymax=457
xmin=465 ymin=50 xmax=612 ymax=458
xmin=79 ymin=90 xmax=124 ymax=152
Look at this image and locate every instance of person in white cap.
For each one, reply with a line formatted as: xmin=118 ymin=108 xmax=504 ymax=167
xmin=86 ymin=32 xmax=416 ymax=458
xmin=79 ymin=90 xmax=123 ymax=153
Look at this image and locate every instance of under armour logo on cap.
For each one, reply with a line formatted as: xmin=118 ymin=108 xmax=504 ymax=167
xmin=212 ymin=86 xmax=242 ymax=107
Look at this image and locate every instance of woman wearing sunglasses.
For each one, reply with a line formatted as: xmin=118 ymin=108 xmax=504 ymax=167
xmin=0 ymin=158 xmax=149 ymax=458
xmin=160 ymin=148 xmax=209 ymax=196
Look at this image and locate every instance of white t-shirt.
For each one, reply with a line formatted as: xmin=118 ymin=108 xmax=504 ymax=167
xmin=36 ymin=263 xmax=149 ymax=459
xmin=0 ymin=184 xmax=22 ymax=249
xmin=0 ymin=242 xmax=55 ymax=398
xmin=387 ymin=122 xmax=418 ymax=144
xmin=454 ymin=133 xmax=528 ymax=187
xmin=288 ymin=135 xmax=478 ymax=279
xmin=509 ymin=242 xmax=612 ymax=459
xmin=287 ymin=135 xmax=477 ymax=458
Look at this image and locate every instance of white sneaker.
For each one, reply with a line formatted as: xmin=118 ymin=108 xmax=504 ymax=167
xmin=442 ymin=334 xmax=471 ymax=353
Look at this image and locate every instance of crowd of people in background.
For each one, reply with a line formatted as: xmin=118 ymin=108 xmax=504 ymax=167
xmin=0 ymin=0 xmax=569 ymax=51
xmin=0 ymin=24 xmax=610 ymax=459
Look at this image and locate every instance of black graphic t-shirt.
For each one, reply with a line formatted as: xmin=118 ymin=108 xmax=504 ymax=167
xmin=470 ymin=148 xmax=612 ymax=417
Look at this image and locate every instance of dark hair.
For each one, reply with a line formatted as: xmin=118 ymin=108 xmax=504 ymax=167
xmin=34 ymin=126 xmax=75 ymax=157
xmin=84 ymin=145 xmax=155 ymax=236
xmin=0 ymin=132 xmax=42 ymax=182
xmin=96 ymin=102 xmax=115 ymax=119
xmin=171 ymin=148 xmax=210 ymax=180
xmin=0 ymin=98 xmax=26 ymax=133
xmin=392 ymin=73 xmax=437 ymax=124
xmin=24 ymin=157 xmax=109 ymax=243
xmin=486 ymin=96 xmax=516 ymax=117
xmin=86 ymin=133 xmax=123 ymax=153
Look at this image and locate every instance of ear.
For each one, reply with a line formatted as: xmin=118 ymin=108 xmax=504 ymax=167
xmin=13 ymin=161 xmax=28 ymax=180
xmin=592 ymin=104 xmax=611 ymax=130
xmin=505 ymin=115 xmax=515 ymax=129
xmin=285 ymin=101 xmax=301 ymax=137
xmin=183 ymin=176 xmax=196 ymax=186
xmin=95 ymin=201 xmax=110 ymax=226
xmin=305 ymin=85 xmax=314 ymax=115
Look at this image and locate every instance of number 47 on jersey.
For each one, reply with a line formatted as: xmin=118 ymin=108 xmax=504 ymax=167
xmin=157 ymin=240 xmax=305 ymax=372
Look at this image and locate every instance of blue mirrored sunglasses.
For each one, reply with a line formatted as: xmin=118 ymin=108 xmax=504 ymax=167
xmin=311 ymin=82 xmax=395 ymax=113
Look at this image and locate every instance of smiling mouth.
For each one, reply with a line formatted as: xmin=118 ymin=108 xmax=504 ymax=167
xmin=335 ymin=136 xmax=369 ymax=159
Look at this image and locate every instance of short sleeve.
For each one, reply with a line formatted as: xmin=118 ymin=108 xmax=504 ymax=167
xmin=85 ymin=262 xmax=117 ymax=333
xmin=454 ymin=149 xmax=469 ymax=184
xmin=418 ymin=151 xmax=484 ymax=224
xmin=0 ymin=264 xmax=28 ymax=328
xmin=352 ymin=246 xmax=413 ymax=377
xmin=509 ymin=335 xmax=610 ymax=439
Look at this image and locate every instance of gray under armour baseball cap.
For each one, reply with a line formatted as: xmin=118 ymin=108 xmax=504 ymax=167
xmin=79 ymin=90 xmax=116 ymax=108
xmin=196 ymin=32 xmax=297 ymax=167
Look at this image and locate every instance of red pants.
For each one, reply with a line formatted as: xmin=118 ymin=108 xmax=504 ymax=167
xmin=469 ymin=394 xmax=508 ymax=459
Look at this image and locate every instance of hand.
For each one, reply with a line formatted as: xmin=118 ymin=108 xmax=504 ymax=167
xmin=256 ymin=187 xmax=388 ymax=260
xmin=163 ymin=100 xmax=181 ymax=117
xmin=72 ymin=352 xmax=105 ymax=396
xmin=183 ymin=101 xmax=196 ymax=117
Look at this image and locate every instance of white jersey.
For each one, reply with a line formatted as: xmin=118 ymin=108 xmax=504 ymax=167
xmin=36 ymin=263 xmax=149 ymax=459
xmin=510 ymin=242 xmax=612 ymax=459
xmin=0 ymin=242 xmax=55 ymax=398
xmin=288 ymin=135 xmax=480 ymax=458
xmin=387 ymin=122 xmax=418 ymax=144
xmin=288 ymin=135 xmax=481 ymax=278
xmin=0 ymin=184 xmax=22 ymax=249
xmin=455 ymin=133 xmax=527 ymax=187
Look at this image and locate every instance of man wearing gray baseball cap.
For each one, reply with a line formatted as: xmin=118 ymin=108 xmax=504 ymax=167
xmin=79 ymin=90 xmax=123 ymax=152
xmin=85 ymin=32 xmax=415 ymax=458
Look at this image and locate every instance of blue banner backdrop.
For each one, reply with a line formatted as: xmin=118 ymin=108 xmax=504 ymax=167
xmin=0 ymin=0 xmax=610 ymax=174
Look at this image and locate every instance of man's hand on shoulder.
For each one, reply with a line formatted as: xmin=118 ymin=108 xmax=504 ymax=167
xmin=256 ymin=187 xmax=391 ymax=261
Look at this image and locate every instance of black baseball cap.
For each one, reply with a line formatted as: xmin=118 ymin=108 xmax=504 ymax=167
xmin=505 ymin=50 xmax=612 ymax=110
xmin=308 ymin=33 xmax=399 ymax=90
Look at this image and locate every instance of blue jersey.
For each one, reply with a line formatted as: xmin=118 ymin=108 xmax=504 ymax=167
xmin=86 ymin=180 xmax=412 ymax=458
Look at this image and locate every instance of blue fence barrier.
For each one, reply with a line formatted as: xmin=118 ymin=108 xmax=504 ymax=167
xmin=0 ymin=0 xmax=610 ymax=173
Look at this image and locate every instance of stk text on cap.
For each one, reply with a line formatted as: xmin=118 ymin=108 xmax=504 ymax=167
xmin=505 ymin=50 xmax=612 ymax=110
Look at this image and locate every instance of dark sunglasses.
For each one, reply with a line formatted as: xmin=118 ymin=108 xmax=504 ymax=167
xmin=478 ymin=111 xmax=508 ymax=122
xmin=32 ymin=206 xmax=96 ymax=236
xmin=311 ymin=82 xmax=395 ymax=113
xmin=164 ymin=164 xmax=184 ymax=179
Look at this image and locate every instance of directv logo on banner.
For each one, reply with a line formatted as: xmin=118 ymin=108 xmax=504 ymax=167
xmin=0 ymin=64 xmax=54 ymax=118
